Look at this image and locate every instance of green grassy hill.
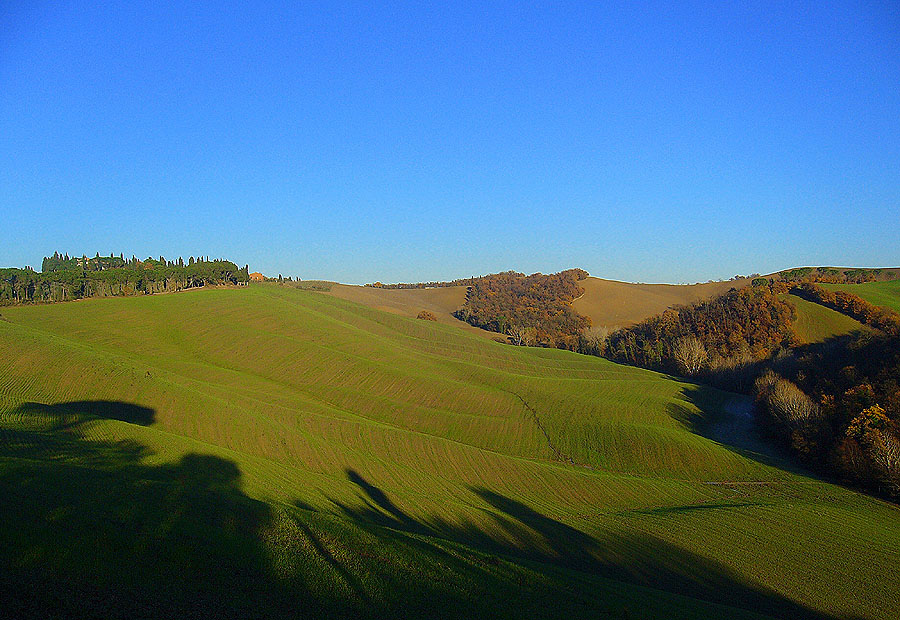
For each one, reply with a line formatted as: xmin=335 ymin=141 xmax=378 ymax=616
xmin=1 ymin=284 xmax=898 ymax=619
xmin=821 ymin=279 xmax=900 ymax=313
xmin=785 ymin=292 xmax=868 ymax=343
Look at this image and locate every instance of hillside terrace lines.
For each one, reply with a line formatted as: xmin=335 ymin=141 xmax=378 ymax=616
xmin=3 ymin=284 xmax=900 ymax=617
xmin=3 ymin=288 xmax=764 ymax=468
xmin=0 ymin=322 xmax=596 ymax=482
xmin=505 ymin=389 xmax=578 ymax=466
xmin=0 ymin=370 xmax=752 ymax=523
xmin=0 ymin=288 xmax=784 ymax=482
xmin=3 ymin=312 xmax=544 ymax=472
xmin=95 ymin=399 xmax=715 ymax=520
xmin=90 ymin=417 xmax=395 ymax=507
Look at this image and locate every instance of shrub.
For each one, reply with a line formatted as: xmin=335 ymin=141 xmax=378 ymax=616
xmin=770 ymin=378 xmax=820 ymax=426
xmin=508 ymin=325 xmax=537 ymax=346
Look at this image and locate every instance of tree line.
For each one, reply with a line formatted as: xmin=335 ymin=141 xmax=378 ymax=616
xmin=755 ymin=328 xmax=900 ymax=499
xmin=750 ymin=285 xmax=900 ymax=499
xmin=602 ymin=281 xmax=797 ymax=378
xmin=771 ymin=266 xmax=894 ymax=284
xmin=365 ymin=271 xmax=526 ymax=290
xmin=1 ymin=252 xmax=249 ymax=305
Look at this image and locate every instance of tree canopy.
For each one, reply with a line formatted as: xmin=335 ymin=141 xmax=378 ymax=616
xmin=1 ymin=253 xmax=249 ymax=305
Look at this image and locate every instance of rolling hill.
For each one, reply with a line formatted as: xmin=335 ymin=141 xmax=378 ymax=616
xmin=322 ymin=269 xmax=899 ymax=340
xmin=784 ymin=292 xmax=868 ymax=344
xmin=820 ymin=279 xmax=900 ymax=313
xmin=324 ymin=283 xmax=483 ymax=335
xmin=573 ymin=277 xmax=753 ymax=330
xmin=1 ymin=284 xmax=899 ymax=619
xmin=324 ymin=276 xmax=753 ymax=336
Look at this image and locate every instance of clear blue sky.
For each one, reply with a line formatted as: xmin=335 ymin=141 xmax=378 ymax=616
xmin=2 ymin=1 xmax=898 ymax=284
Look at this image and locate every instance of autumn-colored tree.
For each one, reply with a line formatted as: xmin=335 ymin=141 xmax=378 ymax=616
xmin=754 ymin=325 xmax=900 ymax=499
xmin=606 ymin=283 xmax=796 ymax=373
xmin=846 ymin=404 xmax=889 ymax=440
xmin=454 ymin=269 xmax=591 ymax=348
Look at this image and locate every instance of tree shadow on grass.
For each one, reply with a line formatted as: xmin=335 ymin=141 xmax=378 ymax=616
xmin=0 ymin=400 xmax=863 ymax=619
xmin=14 ymin=399 xmax=157 ymax=427
xmin=2 ymin=400 xmax=663 ymax=620
xmin=669 ymin=385 xmax=812 ymax=474
xmin=0 ymin=401 xmax=324 ymax=619
xmin=332 ymin=468 xmax=858 ymax=620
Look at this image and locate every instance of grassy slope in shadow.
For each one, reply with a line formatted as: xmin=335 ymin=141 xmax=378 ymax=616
xmin=0 ymin=401 xmax=798 ymax=620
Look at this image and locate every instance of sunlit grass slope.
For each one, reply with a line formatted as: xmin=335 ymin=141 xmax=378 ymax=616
xmin=785 ymin=292 xmax=867 ymax=343
xmin=1 ymin=284 xmax=898 ymax=619
xmin=821 ymin=279 xmax=900 ymax=313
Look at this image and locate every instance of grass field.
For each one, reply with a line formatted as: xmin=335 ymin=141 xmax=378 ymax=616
xmin=1 ymin=284 xmax=898 ymax=618
xmin=785 ymin=293 xmax=867 ymax=343
xmin=325 ymin=283 xmax=492 ymax=337
xmin=820 ymin=279 xmax=900 ymax=313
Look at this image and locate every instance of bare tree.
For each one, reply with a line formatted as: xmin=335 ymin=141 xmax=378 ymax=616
xmin=869 ymin=431 xmax=900 ymax=493
xmin=672 ymin=336 xmax=707 ymax=375
xmin=580 ymin=326 xmax=609 ymax=355
xmin=769 ymin=378 xmax=819 ymax=426
xmin=508 ymin=325 xmax=537 ymax=346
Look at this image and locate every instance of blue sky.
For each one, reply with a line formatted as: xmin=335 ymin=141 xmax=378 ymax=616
xmin=2 ymin=1 xmax=898 ymax=284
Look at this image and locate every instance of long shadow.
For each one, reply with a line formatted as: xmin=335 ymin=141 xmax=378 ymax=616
xmin=0 ymin=401 xmax=321 ymax=619
xmin=345 ymin=469 xmax=428 ymax=533
xmin=667 ymin=385 xmax=802 ymax=472
xmin=332 ymin=468 xmax=857 ymax=620
xmin=13 ymin=399 xmax=156 ymax=428
xmin=669 ymin=329 xmax=898 ymax=476
xmin=0 ymin=400 xmax=865 ymax=619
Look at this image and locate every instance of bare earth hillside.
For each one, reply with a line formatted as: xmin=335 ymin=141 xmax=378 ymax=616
xmin=326 ymin=277 xmax=754 ymax=337
xmin=573 ymin=277 xmax=752 ymax=330
xmin=325 ymin=270 xmax=898 ymax=338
